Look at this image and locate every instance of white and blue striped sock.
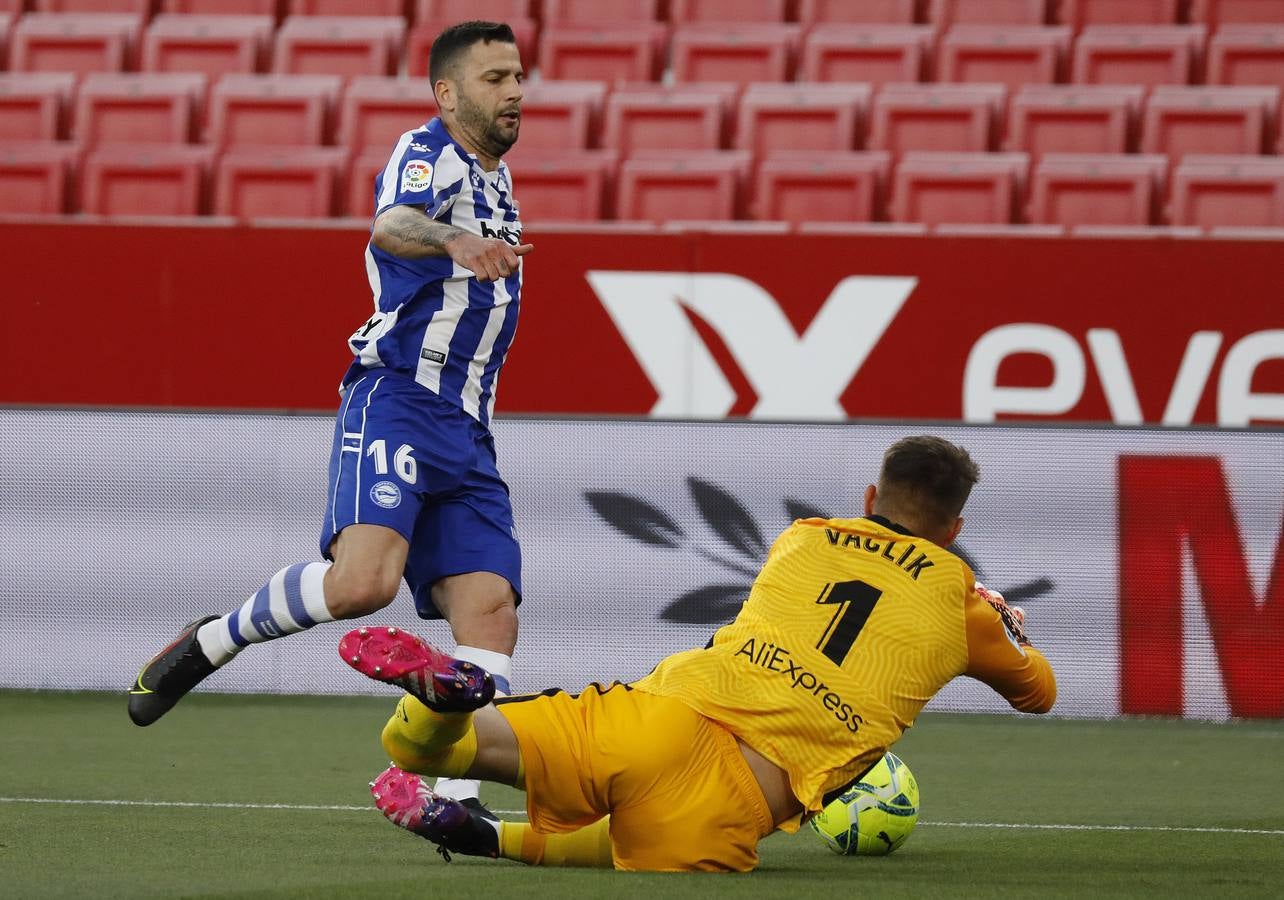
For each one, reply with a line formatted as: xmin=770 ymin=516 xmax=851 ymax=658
xmin=196 ymin=562 xmax=335 ymax=667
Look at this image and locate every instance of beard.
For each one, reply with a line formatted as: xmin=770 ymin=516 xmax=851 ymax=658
xmin=456 ymin=91 xmax=519 ymax=158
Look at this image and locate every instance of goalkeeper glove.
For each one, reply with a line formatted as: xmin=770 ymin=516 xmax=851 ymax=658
xmin=976 ymin=583 xmax=1030 ymax=647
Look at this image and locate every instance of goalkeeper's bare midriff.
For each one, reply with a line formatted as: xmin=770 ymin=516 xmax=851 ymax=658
xmin=737 ymin=738 xmax=804 ymax=828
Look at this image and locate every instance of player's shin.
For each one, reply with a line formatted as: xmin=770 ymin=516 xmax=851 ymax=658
xmin=435 ymin=644 xmax=511 ymax=800
xmin=382 ymin=695 xmax=478 ymax=776
xmin=498 ymin=818 xmax=614 ymax=868
xmin=196 ymin=562 xmax=335 ymax=666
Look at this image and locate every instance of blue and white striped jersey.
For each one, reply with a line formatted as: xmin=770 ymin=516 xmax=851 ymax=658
xmin=343 ymin=117 xmax=523 ymax=428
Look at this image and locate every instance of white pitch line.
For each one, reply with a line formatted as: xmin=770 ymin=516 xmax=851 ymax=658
xmin=2 ymin=798 xmax=1282 ymax=836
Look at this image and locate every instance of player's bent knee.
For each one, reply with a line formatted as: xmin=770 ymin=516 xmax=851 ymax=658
xmin=325 ymin=571 xmax=400 ymax=619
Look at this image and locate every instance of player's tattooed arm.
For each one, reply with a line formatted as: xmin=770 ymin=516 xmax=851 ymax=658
xmin=371 ymin=204 xmax=466 ymax=259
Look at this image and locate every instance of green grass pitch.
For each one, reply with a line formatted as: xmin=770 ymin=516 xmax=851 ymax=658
xmin=2 ymin=691 xmax=1282 ymax=898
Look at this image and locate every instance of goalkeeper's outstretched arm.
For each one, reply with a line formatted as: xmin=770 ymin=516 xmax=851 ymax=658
xmin=962 ymin=585 xmax=1057 ymax=714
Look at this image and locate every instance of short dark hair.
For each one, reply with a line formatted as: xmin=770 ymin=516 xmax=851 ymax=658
xmin=428 ymin=21 xmax=517 ymax=83
xmin=877 ymin=436 xmax=980 ymax=528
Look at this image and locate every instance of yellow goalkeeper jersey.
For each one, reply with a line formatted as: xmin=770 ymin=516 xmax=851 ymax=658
xmin=633 ymin=516 xmax=1056 ymax=815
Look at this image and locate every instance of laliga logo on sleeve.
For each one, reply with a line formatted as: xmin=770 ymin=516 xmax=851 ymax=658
xmin=401 ymin=160 xmax=432 ymax=193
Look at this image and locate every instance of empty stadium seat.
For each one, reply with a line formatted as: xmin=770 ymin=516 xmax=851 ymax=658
xmin=1142 ymin=85 xmax=1279 ymax=164
xmin=34 ymin=0 xmax=152 ymax=12
xmin=1171 ymin=153 xmax=1284 ymax=226
xmin=669 ymin=0 xmax=787 ymax=22
xmin=541 ymin=0 xmax=659 ymax=23
xmin=74 ymin=72 xmax=205 ymax=144
xmin=734 ymin=82 xmax=870 ymax=155
xmin=604 ymin=87 xmax=725 ymax=154
xmin=891 ymin=151 xmax=1029 ymax=224
xmin=503 ymin=148 xmax=616 ymax=221
xmin=797 ymin=0 xmax=916 ymax=25
xmin=616 ymin=150 xmax=749 ymax=221
xmin=1058 ymin=0 xmax=1181 ymax=28
xmin=142 ymin=14 xmax=273 ymax=80
xmin=536 ymin=24 xmax=666 ymax=83
xmin=753 ymin=151 xmax=889 ymax=223
xmin=346 ymin=148 xmax=387 ymax=218
xmin=799 ymin=25 xmax=934 ymax=87
xmin=407 ymin=19 xmax=537 ymax=77
xmin=415 ymin=0 xmax=528 ymax=20
xmin=208 ymin=73 xmax=340 ymax=147
xmin=10 ymin=13 xmax=143 ymax=75
xmin=0 ymin=72 xmax=76 ymax=141
xmin=1207 ymin=25 xmax=1284 ymax=90
xmin=927 ymin=0 xmax=1050 ymax=26
xmin=81 ymin=143 xmax=215 ymax=215
xmin=161 ymin=0 xmax=279 ymax=13
xmin=870 ymin=83 xmax=1006 ymax=157
xmin=286 ymin=0 xmax=404 ymax=14
xmin=514 ymin=80 xmax=607 ymax=151
xmin=1191 ymin=0 xmax=1284 ymax=29
xmin=938 ymin=25 xmax=1070 ymax=89
xmin=1007 ymin=84 xmax=1143 ymax=159
xmin=214 ymin=145 xmax=345 ymax=218
xmin=272 ymin=16 xmax=403 ymax=80
xmin=671 ymin=24 xmax=799 ymax=84
xmin=337 ymin=76 xmax=435 ymax=156
xmin=1072 ymin=25 xmax=1205 ymax=87
xmin=1029 ymin=152 xmax=1166 ymax=226
xmin=0 ymin=141 xmax=78 ymax=214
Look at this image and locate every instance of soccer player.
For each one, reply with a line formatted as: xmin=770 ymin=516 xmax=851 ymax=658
xmin=341 ymin=436 xmax=1057 ymax=872
xmin=129 ymin=20 xmax=531 ymax=802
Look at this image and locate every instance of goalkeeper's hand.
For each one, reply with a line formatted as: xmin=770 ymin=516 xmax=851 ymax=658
xmin=975 ymin=583 xmax=1030 ymax=647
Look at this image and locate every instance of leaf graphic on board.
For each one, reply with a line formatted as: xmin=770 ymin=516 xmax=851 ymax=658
xmin=784 ymin=499 xmax=828 ymax=522
xmin=1000 ymin=578 xmax=1053 ymax=605
xmin=688 ymin=478 xmax=766 ymax=560
xmin=583 ymin=492 xmax=684 ymax=547
xmin=952 ymin=542 xmax=982 ymax=578
xmin=660 ymin=584 xmax=749 ymax=625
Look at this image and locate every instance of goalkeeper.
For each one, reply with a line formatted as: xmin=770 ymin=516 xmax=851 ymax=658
xmin=341 ymin=435 xmax=1056 ymax=872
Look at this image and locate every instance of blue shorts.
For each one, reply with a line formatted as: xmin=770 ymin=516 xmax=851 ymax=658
xmin=319 ymin=369 xmax=522 ymax=619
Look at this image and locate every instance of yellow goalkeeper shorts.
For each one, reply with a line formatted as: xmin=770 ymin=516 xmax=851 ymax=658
xmin=494 ymin=683 xmax=774 ymax=872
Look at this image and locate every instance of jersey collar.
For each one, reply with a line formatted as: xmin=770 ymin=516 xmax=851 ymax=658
xmin=865 ymin=514 xmax=916 ymax=537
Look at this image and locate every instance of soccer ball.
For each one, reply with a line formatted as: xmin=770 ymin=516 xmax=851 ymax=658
xmin=809 ymin=752 xmax=920 ymax=856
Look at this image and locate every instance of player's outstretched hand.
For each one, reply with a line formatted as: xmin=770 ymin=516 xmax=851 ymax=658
xmin=446 ymin=233 xmax=533 ymax=282
xmin=976 ymin=583 xmax=1030 ymax=647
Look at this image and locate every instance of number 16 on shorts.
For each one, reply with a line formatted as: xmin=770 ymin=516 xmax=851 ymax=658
xmin=365 ymin=440 xmax=417 ymax=510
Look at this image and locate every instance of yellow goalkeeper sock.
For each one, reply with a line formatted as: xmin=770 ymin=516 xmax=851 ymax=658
xmin=380 ymin=696 xmax=477 ymax=777
xmin=498 ymin=817 xmax=613 ymax=868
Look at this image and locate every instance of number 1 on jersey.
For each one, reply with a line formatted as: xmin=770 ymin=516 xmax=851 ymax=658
xmin=815 ymin=580 xmax=883 ymax=666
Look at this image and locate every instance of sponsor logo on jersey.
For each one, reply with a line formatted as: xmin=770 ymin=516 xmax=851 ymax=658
xmin=734 ymin=637 xmax=864 ymax=733
xmin=481 ymin=221 xmax=523 ymax=246
xmin=420 ymin=348 xmax=446 ymax=364
xmin=370 ymin=480 xmax=402 ymax=509
xmin=401 ymin=159 xmax=433 ymax=193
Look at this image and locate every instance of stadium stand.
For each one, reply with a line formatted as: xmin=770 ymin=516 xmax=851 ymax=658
xmin=81 ymin=143 xmax=215 ymax=215
xmin=1072 ymin=25 xmax=1204 ymax=87
xmin=869 ymin=83 xmax=1006 ymax=157
xmin=337 ymin=75 xmax=434 ymax=156
xmin=0 ymin=72 xmax=76 ymax=141
xmin=73 ymin=71 xmax=205 ymax=144
xmin=1207 ymin=25 xmax=1284 ymax=89
xmin=1141 ymin=85 xmax=1280 ymax=164
xmin=937 ymin=25 xmax=1070 ymax=90
xmin=1170 ymin=153 xmax=1284 ymax=226
xmin=604 ymin=86 xmax=725 ymax=154
xmin=287 ymin=0 xmax=404 ymax=15
xmin=1029 ymin=152 xmax=1166 ymax=226
xmin=927 ymin=0 xmax=1050 ymax=26
xmin=409 ymin=2 xmax=537 ymax=74
xmin=160 ymin=0 xmax=280 ymax=13
xmin=891 ymin=151 xmax=1029 ymax=225
xmin=272 ymin=15 xmax=403 ymax=80
xmin=511 ymin=79 xmax=606 ymax=151
xmin=798 ymin=25 xmax=934 ymax=87
xmin=753 ymin=150 xmax=889 ymax=223
xmin=10 ymin=13 xmax=143 ymax=75
xmin=541 ymin=0 xmax=660 ymax=24
xmin=615 ymin=150 xmax=749 ymax=221
xmin=345 ymin=147 xmax=386 ymax=218
xmin=670 ymin=23 xmax=799 ymax=85
xmin=207 ymin=72 xmax=339 ymax=148
xmin=1007 ymin=84 xmax=1143 ymax=159
xmin=142 ymin=14 xmax=274 ymax=81
xmin=502 ymin=148 xmax=616 ymax=221
xmin=796 ymin=0 xmax=917 ymax=25
xmin=1058 ymin=0 xmax=1181 ymax=28
xmin=537 ymin=23 xmax=667 ymax=83
xmin=1190 ymin=0 xmax=1284 ymax=28
xmin=0 ymin=140 xmax=78 ymax=214
xmin=213 ymin=145 xmax=345 ymax=218
xmin=734 ymin=82 xmax=869 ymax=155
xmin=669 ymin=0 xmax=787 ymax=23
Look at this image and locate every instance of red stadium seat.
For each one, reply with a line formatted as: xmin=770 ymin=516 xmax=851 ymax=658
xmin=891 ymin=151 xmax=1028 ymax=224
xmin=671 ymin=24 xmax=799 ymax=85
xmin=1029 ymin=152 xmax=1166 ymax=226
xmin=503 ymin=148 xmax=617 ymax=221
xmin=208 ymin=72 xmax=340 ymax=148
xmin=1072 ymin=25 xmax=1205 ymax=88
xmin=513 ymin=79 xmax=607 ymax=151
xmin=81 ymin=143 xmax=215 ymax=215
xmin=541 ymin=0 xmax=660 ymax=23
xmin=214 ymin=145 xmax=345 ymax=218
xmin=604 ymin=86 xmax=726 ymax=154
xmin=34 ymin=0 xmax=153 ymax=12
xmin=161 ymin=0 xmax=280 ymax=13
xmin=1207 ymin=26 xmax=1284 ymax=90
xmin=407 ymin=19 xmax=537 ymax=77
xmin=414 ymin=0 xmax=528 ymax=20
xmin=799 ymin=25 xmax=934 ymax=87
xmin=869 ymin=83 xmax=1006 ymax=157
xmin=927 ymin=0 xmax=1050 ymax=26
xmin=272 ymin=16 xmax=403 ymax=80
xmin=669 ymin=0 xmax=787 ymax=22
xmin=1058 ymin=0 xmax=1181 ymax=29
xmin=616 ymin=150 xmax=749 ymax=221
xmin=1190 ymin=0 xmax=1284 ymax=29
xmin=1142 ymin=85 xmax=1279 ymax=165
xmin=734 ymin=82 xmax=870 ymax=155
xmin=536 ymin=24 xmax=666 ymax=83
xmin=286 ymin=0 xmax=404 ymax=14
xmin=337 ymin=76 xmax=435 ymax=156
xmin=938 ymin=25 xmax=1070 ymax=90
xmin=0 ymin=72 xmax=76 ymax=141
xmin=74 ymin=72 xmax=205 ymax=144
xmin=143 ymin=15 xmax=273 ymax=81
xmin=1171 ymin=153 xmax=1284 ymax=225
xmin=1007 ymin=84 xmax=1143 ymax=160
xmin=796 ymin=0 xmax=916 ymax=25
xmin=0 ymin=141 xmax=78 ymax=213
xmin=346 ymin=147 xmax=387 ymax=218
xmin=10 ymin=13 xmax=143 ymax=75
xmin=753 ymin=151 xmax=889 ymax=223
